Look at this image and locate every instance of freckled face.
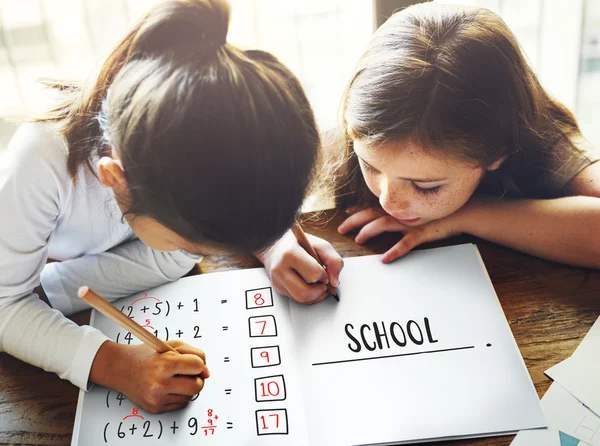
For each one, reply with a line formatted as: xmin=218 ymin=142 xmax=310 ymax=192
xmin=353 ymin=139 xmax=485 ymax=226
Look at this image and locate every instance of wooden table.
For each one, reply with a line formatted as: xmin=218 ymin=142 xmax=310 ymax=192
xmin=1 ymin=208 xmax=599 ymax=446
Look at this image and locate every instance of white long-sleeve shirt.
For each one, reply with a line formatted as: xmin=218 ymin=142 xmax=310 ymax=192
xmin=0 ymin=123 xmax=200 ymax=390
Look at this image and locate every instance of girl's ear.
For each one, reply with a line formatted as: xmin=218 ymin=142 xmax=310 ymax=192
xmin=97 ymin=156 xmax=128 ymax=190
xmin=487 ymin=155 xmax=508 ymax=171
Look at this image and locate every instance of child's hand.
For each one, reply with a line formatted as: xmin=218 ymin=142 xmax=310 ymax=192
xmin=256 ymin=229 xmax=344 ymax=304
xmin=338 ymin=206 xmax=464 ymax=263
xmin=91 ymin=340 xmax=209 ymax=414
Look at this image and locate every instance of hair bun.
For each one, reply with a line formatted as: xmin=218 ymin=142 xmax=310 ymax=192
xmin=191 ymin=0 xmax=230 ymax=44
xmin=134 ymin=0 xmax=231 ymax=55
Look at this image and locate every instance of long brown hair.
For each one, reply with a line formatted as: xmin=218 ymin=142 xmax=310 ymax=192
xmin=34 ymin=0 xmax=320 ymax=252
xmin=337 ymin=3 xmax=582 ymax=206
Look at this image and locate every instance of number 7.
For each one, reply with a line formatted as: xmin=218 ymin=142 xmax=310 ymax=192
xmin=255 ymin=320 xmax=267 ymax=334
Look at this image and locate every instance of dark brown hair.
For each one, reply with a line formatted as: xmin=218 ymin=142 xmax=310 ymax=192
xmin=35 ymin=0 xmax=320 ymax=252
xmin=337 ymin=3 xmax=581 ymax=206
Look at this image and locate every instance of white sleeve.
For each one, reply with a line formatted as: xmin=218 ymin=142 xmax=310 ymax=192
xmin=41 ymin=241 xmax=200 ymax=315
xmin=0 ymin=124 xmax=109 ymax=390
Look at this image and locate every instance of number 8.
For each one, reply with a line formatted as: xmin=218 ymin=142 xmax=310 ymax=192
xmin=254 ymin=293 xmax=265 ymax=306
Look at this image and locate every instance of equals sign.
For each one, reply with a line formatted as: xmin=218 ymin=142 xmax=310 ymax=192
xmin=224 ymin=357 xmax=230 ymax=363
xmin=222 ymin=326 xmax=229 ymax=331
xmin=221 ymin=299 xmax=227 ymax=304
xmin=226 ymin=422 xmax=233 ymax=429
xmin=225 ymin=389 xmax=232 ymax=395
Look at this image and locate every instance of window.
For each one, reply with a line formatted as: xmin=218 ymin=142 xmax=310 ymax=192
xmin=579 ymin=0 xmax=600 ymax=149
xmin=0 ymin=0 xmax=372 ymax=149
xmin=436 ymin=0 xmax=599 ymax=148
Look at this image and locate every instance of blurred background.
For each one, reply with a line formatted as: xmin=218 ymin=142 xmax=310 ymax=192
xmin=0 ymin=0 xmax=598 ymax=153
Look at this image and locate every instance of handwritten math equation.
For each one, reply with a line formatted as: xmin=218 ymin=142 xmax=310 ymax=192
xmin=101 ymin=408 xmax=232 ymax=443
xmin=105 ymin=285 xmax=289 ymax=441
xmin=115 ymin=293 xmax=218 ymax=343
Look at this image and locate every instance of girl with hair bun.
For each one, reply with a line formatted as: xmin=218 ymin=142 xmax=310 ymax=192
xmin=0 ymin=0 xmax=342 ymax=414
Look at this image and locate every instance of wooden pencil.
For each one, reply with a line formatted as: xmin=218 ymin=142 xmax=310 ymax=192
xmin=77 ymin=286 xmax=178 ymax=354
xmin=291 ymin=221 xmax=339 ymax=300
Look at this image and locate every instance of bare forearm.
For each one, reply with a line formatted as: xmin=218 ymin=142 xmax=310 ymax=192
xmin=462 ymin=196 xmax=600 ymax=269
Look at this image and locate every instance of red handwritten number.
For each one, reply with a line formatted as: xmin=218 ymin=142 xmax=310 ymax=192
xmin=132 ymin=408 xmax=139 ymax=416
xmin=254 ymin=293 xmax=265 ymax=306
xmin=259 ymin=381 xmax=280 ymax=397
xmin=260 ymin=351 xmax=270 ymax=362
xmin=260 ymin=414 xmax=280 ymax=430
xmin=202 ymin=409 xmax=215 ymax=436
xmin=255 ymin=320 xmax=267 ymax=335
xmin=271 ymin=414 xmax=280 ymax=428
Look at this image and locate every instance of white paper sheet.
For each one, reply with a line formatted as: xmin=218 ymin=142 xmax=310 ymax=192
xmin=510 ymin=428 xmax=563 ymax=446
xmin=545 ymin=316 xmax=600 ymax=417
xmin=511 ymin=383 xmax=599 ymax=445
xmin=72 ymin=244 xmax=545 ymax=446
xmin=290 ymin=244 xmax=545 ymax=445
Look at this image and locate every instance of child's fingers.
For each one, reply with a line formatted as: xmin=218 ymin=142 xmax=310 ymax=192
xmin=280 ymin=269 xmax=328 ymax=304
xmin=168 ymin=375 xmax=205 ymax=397
xmin=163 ymin=402 xmax=189 ymax=413
xmin=170 ymin=342 xmax=210 ymax=378
xmin=344 ymin=205 xmax=367 ymax=215
xmin=273 ymin=276 xmax=327 ymax=305
xmin=165 ymin=351 xmax=209 ymax=378
xmin=380 ymin=219 xmax=458 ymax=263
xmin=308 ymin=235 xmax=344 ymax=287
xmin=164 ymin=394 xmax=193 ymax=405
xmin=287 ymin=276 xmax=327 ymax=304
xmin=288 ymin=248 xmax=329 ymax=284
xmin=338 ymin=207 xmax=387 ymax=234
xmin=381 ymin=232 xmax=422 ymax=263
xmin=271 ymin=275 xmax=292 ymax=301
xmin=170 ymin=342 xmax=206 ymax=363
xmin=355 ymin=216 xmax=407 ymax=244
xmin=303 ymin=290 xmax=330 ymax=305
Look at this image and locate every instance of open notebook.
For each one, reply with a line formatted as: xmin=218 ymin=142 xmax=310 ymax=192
xmin=72 ymin=243 xmax=545 ymax=445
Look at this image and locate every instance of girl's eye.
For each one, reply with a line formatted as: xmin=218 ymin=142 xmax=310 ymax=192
xmin=412 ymin=183 xmax=442 ymax=195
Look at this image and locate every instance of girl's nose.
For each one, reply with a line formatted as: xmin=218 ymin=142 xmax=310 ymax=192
xmin=378 ymin=181 xmax=410 ymax=214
